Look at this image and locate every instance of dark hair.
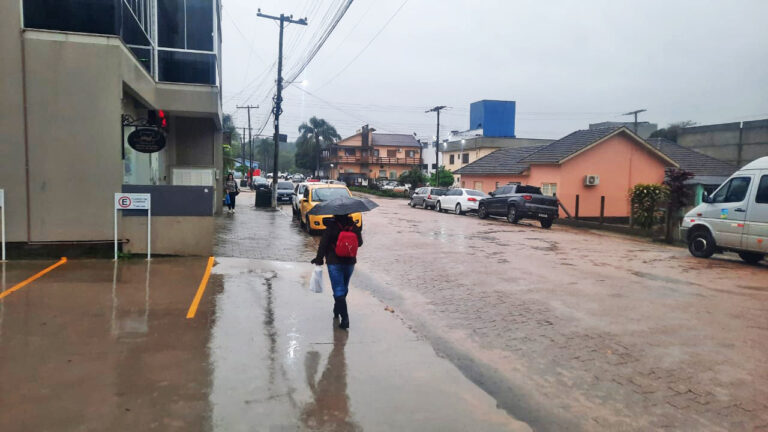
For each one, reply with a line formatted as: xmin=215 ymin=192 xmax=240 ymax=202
xmin=227 ymin=173 xmax=234 ymax=180
xmin=333 ymin=214 xmax=354 ymax=226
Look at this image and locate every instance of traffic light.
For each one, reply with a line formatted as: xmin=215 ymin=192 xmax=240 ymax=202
xmin=147 ymin=110 xmax=168 ymax=129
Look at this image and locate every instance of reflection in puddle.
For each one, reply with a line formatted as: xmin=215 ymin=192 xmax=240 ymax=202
xmin=301 ymin=329 xmax=360 ymax=431
xmin=110 ymin=260 xmax=151 ymax=338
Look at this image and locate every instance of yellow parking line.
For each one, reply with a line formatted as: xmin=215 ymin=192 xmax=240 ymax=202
xmin=0 ymin=257 xmax=68 ymax=300
xmin=186 ymin=256 xmax=215 ymax=319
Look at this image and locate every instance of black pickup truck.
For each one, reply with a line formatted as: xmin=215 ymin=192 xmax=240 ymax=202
xmin=477 ymin=184 xmax=559 ymax=228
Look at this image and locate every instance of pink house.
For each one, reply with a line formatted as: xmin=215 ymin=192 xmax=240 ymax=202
xmin=455 ymin=127 xmax=679 ymax=218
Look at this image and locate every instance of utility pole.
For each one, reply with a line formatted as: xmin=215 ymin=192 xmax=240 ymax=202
xmin=426 ymin=106 xmax=446 ymax=187
xmin=622 ymin=109 xmax=647 ymax=134
xmin=257 ymin=9 xmax=307 ymax=208
xmin=240 ymin=126 xmax=252 ymax=179
xmin=237 ymin=105 xmax=258 ymax=184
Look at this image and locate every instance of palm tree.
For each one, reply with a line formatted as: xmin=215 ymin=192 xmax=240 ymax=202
xmin=298 ymin=117 xmax=341 ymax=177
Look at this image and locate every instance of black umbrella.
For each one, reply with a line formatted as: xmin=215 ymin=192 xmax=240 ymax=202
xmin=307 ymin=196 xmax=379 ymax=215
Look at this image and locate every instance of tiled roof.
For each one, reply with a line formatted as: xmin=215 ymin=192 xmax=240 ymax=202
xmin=647 ymin=138 xmax=737 ymax=177
xmin=371 ymin=133 xmax=421 ymax=148
xmin=454 ymin=146 xmax=546 ymax=175
xmin=521 ymin=127 xmax=622 ymax=163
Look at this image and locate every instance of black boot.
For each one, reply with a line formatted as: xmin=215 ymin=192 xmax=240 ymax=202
xmin=333 ymin=296 xmax=341 ymax=322
xmin=338 ymin=296 xmax=349 ymax=329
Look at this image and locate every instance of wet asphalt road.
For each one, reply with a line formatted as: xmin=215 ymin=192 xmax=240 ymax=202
xmin=2 ymin=190 xmax=766 ymax=431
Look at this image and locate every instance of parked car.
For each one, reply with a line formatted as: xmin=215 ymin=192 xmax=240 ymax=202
xmin=292 ymin=182 xmax=310 ymax=216
xmin=435 ymin=188 xmax=489 ymax=215
xmin=292 ymin=174 xmax=305 ymax=182
xmin=409 ymin=187 xmax=448 ymax=209
xmin=477 ymin=184 xmax=559 ymax=228
xmin=250 ymin=176 xmax=270 ymax=191
xmin=681 ymin=156 xmax=767 ymax=264
xmin=276 ymin=181 xmax=294 ymax=204
xmin=299 ymin=184 xmax=363 ymax=235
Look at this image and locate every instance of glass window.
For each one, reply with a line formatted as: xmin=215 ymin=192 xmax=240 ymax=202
xmin=277 ymin=182 xmax=293 ymax=190
xmin=186 ymin=0 xmax=214 ymax=51
xmin=389 ymin=171 xmax=397 ymax=179
xmin=462 ymin=153 xmax=469 ymax=163
xmin=378 ymin=170 xmax=386 ymax=177
xmin=542 ymin=183 xmax=557 ymax=196
xmin=313 ymin=188 xmax=350 ymax=202
xmin=24 ymin=0 xmax=117 ymax=35
xmin=158 ymin=0 xmax=185 ymax=49
xmin=467 ymin=190 xmax=485 ymax=197
xmin=158 ymin=50 xmax=216 ymax=84
xmin=449 ymin=154 xmax=455 ymax=164
xmin=712 ymin=177 xmax=751 ymax=203
xmin=129 ymin=46 xmax=152 ymax=73
xmin=756 ymin=175 xmax=768 ymax=204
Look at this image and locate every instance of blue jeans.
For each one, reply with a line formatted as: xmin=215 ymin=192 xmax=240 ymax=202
xmin=327 ymin=264 xmax=354 ymax=297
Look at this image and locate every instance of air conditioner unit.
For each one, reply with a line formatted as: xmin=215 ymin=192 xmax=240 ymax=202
xmin=584 ymin=175 xmax=600 ymax=186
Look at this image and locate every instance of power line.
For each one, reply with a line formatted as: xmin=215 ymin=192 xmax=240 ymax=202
xmin=316 ymin=0 xmax=411 ymax=90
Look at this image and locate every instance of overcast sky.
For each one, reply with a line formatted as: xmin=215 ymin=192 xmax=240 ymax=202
xmin=221 ymin=0 xmax=768 ymax=142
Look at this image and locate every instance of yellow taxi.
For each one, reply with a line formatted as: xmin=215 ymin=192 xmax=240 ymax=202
xmin=299 ymin=183 xmax=362 ymax=235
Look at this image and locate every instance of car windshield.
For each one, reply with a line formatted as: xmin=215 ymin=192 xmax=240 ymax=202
xmin=278 ymin=182 xmax=293 ymax=190
xmin=254 ymin=177 xmax=267 ymax=183
xmin=466 ymin=190 xmax=486 ymax=197
xmin=312 ymin=188 xmax=351 ymax=202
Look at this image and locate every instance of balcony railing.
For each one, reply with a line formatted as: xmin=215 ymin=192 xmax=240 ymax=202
xmin=323 ymin=155 xmax=422 ymax=165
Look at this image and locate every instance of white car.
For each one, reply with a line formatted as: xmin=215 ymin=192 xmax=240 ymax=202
xmin=435 ymin=188 xmax=489 ymax=215
xmin=292 ymin=182 xmax=310 ymax=216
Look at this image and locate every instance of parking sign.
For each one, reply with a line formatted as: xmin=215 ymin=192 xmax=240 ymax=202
xmin=114 ymin=193 xmax=152 ymax=260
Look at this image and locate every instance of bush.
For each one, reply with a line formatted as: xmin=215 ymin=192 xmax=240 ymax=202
xmin=429 ymin=166 xmax=454 ymax=187
xmin=349 ymin=186 xmax=408 ymax=199
xmin=398 ymin=167 xmax=428 ymax=188
xmin=629 ymin=183 xmax=669 ymax=229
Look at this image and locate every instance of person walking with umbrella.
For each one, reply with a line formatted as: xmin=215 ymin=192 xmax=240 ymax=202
xmin=309 ymin=196 xmax=378 ymax=330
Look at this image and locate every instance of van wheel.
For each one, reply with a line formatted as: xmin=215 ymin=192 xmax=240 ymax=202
xmin=688 ymin=228 xmax=715 ymax=258
xmin=738 ymin=252 xmax=764 ymax=265
xmin=478 ymin=205 xmax=489 ymax=219
xmin=540 ymin=218 xmax=553 ymax=229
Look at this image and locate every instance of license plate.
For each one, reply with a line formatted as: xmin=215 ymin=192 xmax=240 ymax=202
xmin=539 ymin=213 xmax=549 ymax=218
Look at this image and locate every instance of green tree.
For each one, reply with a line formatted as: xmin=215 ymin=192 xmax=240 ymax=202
xmin=429 ymin=166 xmax=454 ymax=187
xmin=649 ymin=121 xmax=696 ymax=142
xmin=398 ymin=167 xmax=428 ymax=187
xmin=222 ymin=113 xmax=242 ymax=174
xmin=295 ymin=117 xmax=341 ymax=174
xmin=663 ymin=168 xmax=695 ymax=242
xmin=629 ymin=183 xmax=670 ymax=229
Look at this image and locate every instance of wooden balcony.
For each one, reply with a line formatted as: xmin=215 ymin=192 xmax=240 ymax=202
xmin=322 ymin=155 xmax=422 ymax=165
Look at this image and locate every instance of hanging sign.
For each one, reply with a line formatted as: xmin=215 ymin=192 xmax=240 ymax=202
xmin=127 ymin=128 xmax=166 ymax=153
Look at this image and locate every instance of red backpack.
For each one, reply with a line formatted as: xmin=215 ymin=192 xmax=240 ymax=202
xmin=335 ymin=223 xmax=358 ymax=258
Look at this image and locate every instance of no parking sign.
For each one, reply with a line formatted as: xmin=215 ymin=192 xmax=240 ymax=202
xmin=114 ymin=193 xmax=151 ymax=260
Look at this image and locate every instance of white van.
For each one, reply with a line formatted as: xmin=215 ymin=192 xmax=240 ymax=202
xmin=681 ymin=156 xmax=768 ymax=264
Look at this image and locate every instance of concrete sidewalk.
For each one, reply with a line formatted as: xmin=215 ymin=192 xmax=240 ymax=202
xmin=209 ymin=257 xmax=529 ymax=431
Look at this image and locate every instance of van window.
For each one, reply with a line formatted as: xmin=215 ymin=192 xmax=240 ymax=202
xmin=711 ymin=177 xmax=751 ymax=203
xmin=756 ymin=175 xmax=768 ymax=204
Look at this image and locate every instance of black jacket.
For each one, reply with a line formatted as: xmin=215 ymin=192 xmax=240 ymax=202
xmin=315 ymin=220 xmax=363 ymax=265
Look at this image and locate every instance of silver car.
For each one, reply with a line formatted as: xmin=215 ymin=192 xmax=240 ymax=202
xmin=409 ymin=187 xmax=447 ymax=209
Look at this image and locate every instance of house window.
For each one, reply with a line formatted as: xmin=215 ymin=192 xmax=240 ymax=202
xmin=389 ymin=171 xmax=397 ymax=179
xmin=474 ymin=181 xmax=483 ymax=191
xmin=406 ymin=150 xmax=416 ymax=158
xmin=373 ymin=149 xmax=380 ymax=157
xmin=379 ymin=170 xmax=386 ymax=178
xmin=449 ymin=154 xmax=455 ymax=164
xmin=344 ymin=148 xmax=356 ymax=156
xmin=542 ymin=183 xmax=557 ymax=196
xmin=462 ymin=153 xmax=469 ymax=163
xmin=495 ymin=182 xmax=500 ymax=188
xmin=387 ymin=149 xmax=397 ymax=158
